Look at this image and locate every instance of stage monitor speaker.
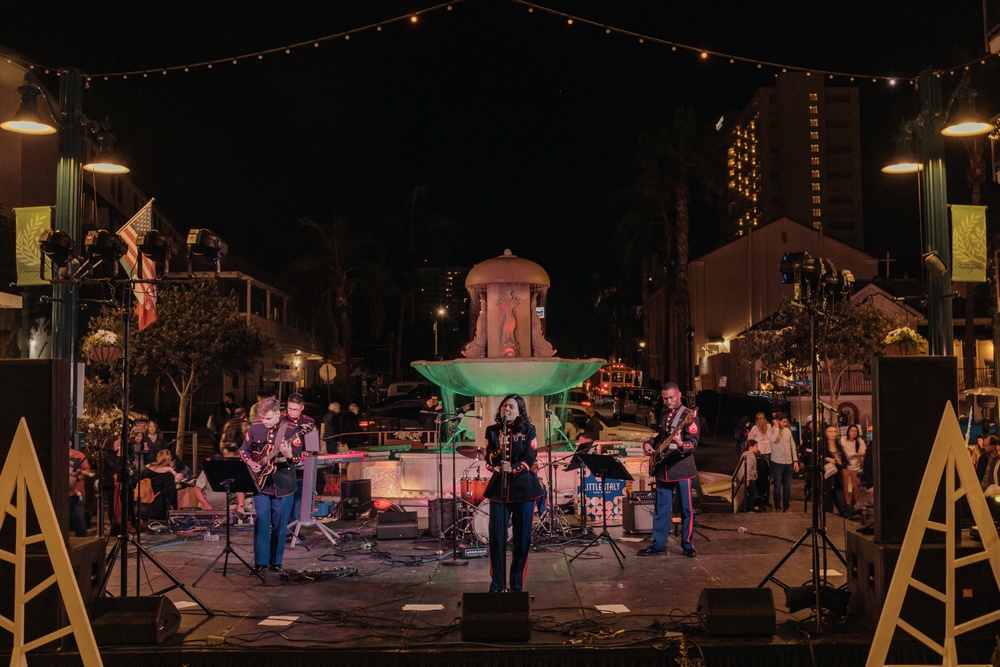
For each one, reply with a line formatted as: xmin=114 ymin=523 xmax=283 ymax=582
xmin=428 ymin=498 xmax=460 ymax=536
xmin=697 ymin=587 xmax=776 ymax=636
xmin=622 ymin=496 xmax=653 ymax=533
xmin=872 ymin=356 xmax=957 ymax=544
xmin=341 ymin=479 xmax=372 ymax=514
xmin=0 ymin=359 xmax=71 ymax=540
xmin=376 ymin=510 xmax=418 ymax=539
xmin=89 ymin=595 xmax=181 ymax=645
xmin=461 ymin=591 xmax=530 ymax=642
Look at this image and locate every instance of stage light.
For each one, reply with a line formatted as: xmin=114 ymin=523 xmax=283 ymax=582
xmin=137 ymin=229 xmax=179 ymax=275
xmin=186 ymin=228 xmax=228 ymax=274
xmin=0 ymin=84 xmax=56 ymax=135
xmin=83 ymin=229 xmax=126 ymax=277
xmin=38 ymin=229 xmax=79 ymax=267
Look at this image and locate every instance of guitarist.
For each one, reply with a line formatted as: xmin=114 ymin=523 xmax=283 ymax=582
xmin=638 ymin=383 xmax=699 ymax=558
xmin=240 ymin=396 xmax=302 ymax=575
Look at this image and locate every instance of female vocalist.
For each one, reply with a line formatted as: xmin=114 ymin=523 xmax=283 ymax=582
xmin=483 ymin=394 xmax=543 ymax=593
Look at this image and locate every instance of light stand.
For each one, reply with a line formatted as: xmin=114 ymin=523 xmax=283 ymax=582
xmin=756 ymin=301 xmax=846 ymax=633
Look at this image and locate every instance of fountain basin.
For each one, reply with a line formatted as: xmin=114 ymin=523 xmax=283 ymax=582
xmin=411 ymin=357 xmax=604 ymax=397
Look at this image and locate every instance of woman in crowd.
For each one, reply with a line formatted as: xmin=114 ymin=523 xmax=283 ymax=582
xmin=139 ymin=449 xmax=180 ymax=521
xmin=840 ymin=424 xmax=867 ymax=508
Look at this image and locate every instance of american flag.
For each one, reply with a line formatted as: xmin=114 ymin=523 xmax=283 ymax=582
xmin=116 ymin=200 xmax=157 ymax=330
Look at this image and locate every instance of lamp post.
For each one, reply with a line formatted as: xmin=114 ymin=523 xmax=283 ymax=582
xmin=433 ymin=307 xmax=446 ymax=360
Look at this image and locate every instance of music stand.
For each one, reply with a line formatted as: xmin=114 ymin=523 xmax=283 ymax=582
xmin=194 ymin=459 xmax=264 ymax=585
xmin=569 ymin=454 xmax=633 ymax=569
xmin=565 ymin=440 xmax=596 ymax=534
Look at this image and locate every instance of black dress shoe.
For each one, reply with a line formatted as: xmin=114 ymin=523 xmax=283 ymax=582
xmin=637 ymin=546 xmax=666 ymax=557
xmin=684 ymin=548 xmax=697 ymax=558
xmin=269 ymin=565 xmax=286 ymax=574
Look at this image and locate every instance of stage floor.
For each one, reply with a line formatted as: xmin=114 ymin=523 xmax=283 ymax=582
xmin=22 ymin=508 xmax=993 ymax=666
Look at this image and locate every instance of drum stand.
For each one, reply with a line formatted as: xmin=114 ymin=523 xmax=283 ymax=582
xmin=569 ymin=454 xmax=633 ymax=569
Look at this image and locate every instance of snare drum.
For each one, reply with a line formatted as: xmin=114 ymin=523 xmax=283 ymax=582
xmin=461 ymin=476 xmax=488 ymax=506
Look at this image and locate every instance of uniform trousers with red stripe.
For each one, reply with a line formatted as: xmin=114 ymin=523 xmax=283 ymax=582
xmin=488 ymin=500 xmax=534 ymax=592
xmin=651 ymin=478 xmax=694 ymax=552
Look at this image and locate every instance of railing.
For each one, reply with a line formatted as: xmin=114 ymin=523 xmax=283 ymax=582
xmin=958 ymin=367 xmax=996 ymax=393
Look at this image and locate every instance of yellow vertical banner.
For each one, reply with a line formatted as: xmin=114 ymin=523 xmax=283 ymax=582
xmin=951 ymin=204 xmax=987 ymax=282
xmin=14 ymin=206 xmax=52 ymax=287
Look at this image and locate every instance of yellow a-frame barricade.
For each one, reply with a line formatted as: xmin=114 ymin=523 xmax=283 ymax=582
xmin=867 ymin=402 xmax=1000 ymax=667
xmin=0 ymin=418 xmax=102 ymax=667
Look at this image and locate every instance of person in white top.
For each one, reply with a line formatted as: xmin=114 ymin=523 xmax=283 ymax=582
xmin=747 ymin=412 xmax=775 ymax=509
xmin=839 ymin=424 xmax=867 ymax=507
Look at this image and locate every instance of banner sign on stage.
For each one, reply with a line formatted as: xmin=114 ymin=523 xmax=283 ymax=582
xmin=584 ymin=469 xmax=626 ymax=526
xmin=951 ymin=204 xmax=987 ymax=282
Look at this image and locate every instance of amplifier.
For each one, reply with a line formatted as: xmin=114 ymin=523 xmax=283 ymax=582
xmin=632 ymin=491 xmax=655 ymax=502
xmin=376 ymin=510 xmax=419 ymax=540
xmin=623 ymin=496 xmax=654 ymax=534
xmin=167 ymin=510 xmax=228 ymax=527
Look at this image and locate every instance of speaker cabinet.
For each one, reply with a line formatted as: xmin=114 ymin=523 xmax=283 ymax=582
xmin=428 ymin=498 xmax=460 ymax=536
xmin=461 ymin=591 xmax=530 ymax=642
xmin=697 ymin=587 xmax=776 ymax=636
xmin=872 ymin=356 xmax=957 ymax=544
xmin=377 ymin=510 xmax=418 ymax=539
xmin=846 ymin=530 xmax=1000 ymax=635
xmin=622 ymin=496 xmax=653 ymax=533
xmin=0 ymin=536 xmax=106 ymax=650
xmin=89 ymin=595 xmax=181 ymax=645
xmin=341 ymin=479 xmax=372 ymax=516
xmin=0 ymin=359 xmax=71 ymax=538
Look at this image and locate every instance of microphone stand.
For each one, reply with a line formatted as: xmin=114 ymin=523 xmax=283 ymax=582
xmin=442 ymin=412 xmax=468 ymax=567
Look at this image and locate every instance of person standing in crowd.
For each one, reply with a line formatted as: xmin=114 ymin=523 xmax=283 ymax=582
xmin=483 ymin=394 xmax=543 ymax=592
xmin=770 ymin=412 xmax=800 ymax=512
xmin=130 ymin=425 xmax=152 ymax=465
xmin=249 ymin=390 xmax=270 ymax=423
xmin=980 ymin=435 xmax=1000 ymax=491
xmin=142 ymin=420 xmax=167 ymax=462
xmin=420 ymin=395 xmax=443 ymax=443
xmin=241 ymin=397 xmax=302 ymax=574
xmin=69 ymin=444 xmax=92 ymax=537
xmin=840 ymin=424 xmax=867 ymax=508
xmin=639 ymin=382 xmax=699 ymax=558
xmin=340 ymin=403 xmax=364 ymax=449
xmin=283 ymin=393 xmax=316 ymax=530
xmin=323 ymin=402 xmax=342 ymax=453
xmin=584 ymin=403 xmax=603 ymax=441
xmin=738 ymin=440 xmax=759 ymax=512
xmin=747 ymin=412 xmax=775 ymax=509
xmin=822 ymin=424 xmax=858 ymax=518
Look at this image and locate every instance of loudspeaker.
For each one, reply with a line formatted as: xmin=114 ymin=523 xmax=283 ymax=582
xmin=428 ymin=498 xmax=460 ymax=536
xmin=89 ymin=595 xmax=181 ymax=645
xmin=622 ymin=496 xmax=653 ymax=533
xmin=697 ymin=587 xmax=776 ymax=636
xmin=846 ymin=531 xmax=1000 ymax=635
xmin=0 ymin=536 xmax=106 ymax=650
xmin=376 ymin=510 xmax=419 ymax=539
xmin=0 ymin=359 xmax=71 ymax=538
xmin=461 ymin=591 xmax=530 ymax=641
xmin=341 ymin=479 xmax=372 ymax=515
xmin=872 ymin=356 xmax=957 ymax=543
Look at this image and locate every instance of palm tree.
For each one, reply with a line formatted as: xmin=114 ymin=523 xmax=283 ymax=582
xmin=631 ymin=109 xmax=719 ymax=390
xmin=290 ymin=216 xmax=390 ymax=380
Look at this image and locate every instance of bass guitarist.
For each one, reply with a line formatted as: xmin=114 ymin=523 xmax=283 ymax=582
xmin=639 ymin=383 xmax=699 ymax=558
xmin=240 ymin=396 xmax=302 ymax=575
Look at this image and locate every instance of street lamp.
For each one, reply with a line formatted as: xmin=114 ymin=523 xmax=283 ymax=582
xmin=882 ymin=71 xmax=995 ymax=356
xmin=3 ymin=68 xmax=129 ymax=362
xmin=433 ymin=307 xmax=446 ymax=359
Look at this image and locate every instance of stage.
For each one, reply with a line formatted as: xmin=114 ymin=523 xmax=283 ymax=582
xmin=8 ymin=510 xmax=997 ymax=666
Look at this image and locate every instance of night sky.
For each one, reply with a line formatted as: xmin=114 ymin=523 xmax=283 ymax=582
xmin=1 ymin=1 xmax=995 ymax=357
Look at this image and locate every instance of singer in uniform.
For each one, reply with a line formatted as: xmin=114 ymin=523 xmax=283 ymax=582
xmin=240 ymin=396 xmax=302 ymax=574
xmin=482 ymin=394 xmax=543 ymax=592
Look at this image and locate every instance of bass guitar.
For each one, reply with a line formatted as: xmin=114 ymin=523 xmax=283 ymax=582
xmin=249 ymin=422 xmax=316 ymax=488
xmin=647 ymin=408 xmax=698 ymax=473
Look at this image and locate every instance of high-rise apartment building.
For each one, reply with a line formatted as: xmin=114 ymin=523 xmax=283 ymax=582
xmin=725 ymin=72 xmax=864 ymax=249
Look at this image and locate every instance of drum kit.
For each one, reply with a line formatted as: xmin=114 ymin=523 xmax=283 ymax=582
xmin=449 ymin=441 xmax=576 ymax=545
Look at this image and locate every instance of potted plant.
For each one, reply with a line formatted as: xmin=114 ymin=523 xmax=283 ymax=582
xmin=882 ymin=327 xmax=928 ymax=356
xmin=82 ymin=328 xmax=122 ymax=364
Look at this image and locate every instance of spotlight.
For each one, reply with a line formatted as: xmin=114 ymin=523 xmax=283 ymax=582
xmin=780 ymin=251 xmax=811 ymax=284
xmin=38 ymin=229 xmax=79 ymax=278
xmin=137 ymin=229 xmax=179 ymax=275
xmin=186 ymin=228 xmax=228 ymax=275
xmin=83 ymin=229 xmax=126 ymax=277
xmin=922 ymin=250 xmax=948 ymax=277
xmin=1 ymin=84 xmax=57 ymax=135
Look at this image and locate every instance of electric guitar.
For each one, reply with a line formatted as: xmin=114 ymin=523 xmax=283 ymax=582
xmin=647 ymin=408 xmax=698 ymax=473
xmin=249 ymin=422 xmax=316 ymax=487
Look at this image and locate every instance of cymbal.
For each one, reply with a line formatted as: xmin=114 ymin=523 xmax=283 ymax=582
xmin=456 ymin=445 xmax=486 ymax=459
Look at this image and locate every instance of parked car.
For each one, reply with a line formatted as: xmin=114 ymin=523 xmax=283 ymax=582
xmin=549 ymin=402 xmax=657 ymax=444
xmin=613 ymin=387 xmax=659 ymax=423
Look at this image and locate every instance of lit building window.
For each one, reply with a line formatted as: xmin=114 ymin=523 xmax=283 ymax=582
xmin=810 ymin=131 xmax=819 ymax=140
xmin=810 ymin=144 xmax=819 ymax=153
xmin=812 ymin=183 xmax=821 ymax=191
xmin=811 ymin=157 xmax=820 ymax=166
xmin=810 ymin=118 xmax=819 ymax=127
xmin=809 ymin=93 xmax=818 ymax=101
xmin=812 ymin=195 xmax=821 ymax=204
xmin=811 ymin=170 xmax=820 ymax=178
xmin=809 ymin=105 xmax=818 ymax=114
xmin=813 ymin=208 xmax=822 ymax=217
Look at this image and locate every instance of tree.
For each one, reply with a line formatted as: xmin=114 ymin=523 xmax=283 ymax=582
xmin=739 ymin=299 xmax=898 ymax=409
xmin=129 ymin=281 xmax=269 ymax=452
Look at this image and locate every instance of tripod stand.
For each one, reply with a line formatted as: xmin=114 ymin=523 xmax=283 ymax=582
xmin=194 ymin=459 xmax=264 ymax=586
xmin=757 ymin=301 xmax=846 ymax=632
xmin=565 ymin=439 xmax=596 ymax=535
xmin=570 ymin=453 xmax=633 ymax=569
xmin=97 ymin=287 xmax=212 ymax=614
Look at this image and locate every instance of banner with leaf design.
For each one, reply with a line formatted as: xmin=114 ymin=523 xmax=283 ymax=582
xmin=14 ymin=206 xmax=51 ymax=287
xmin=951 ymin=204 xmax=987 ymax=282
